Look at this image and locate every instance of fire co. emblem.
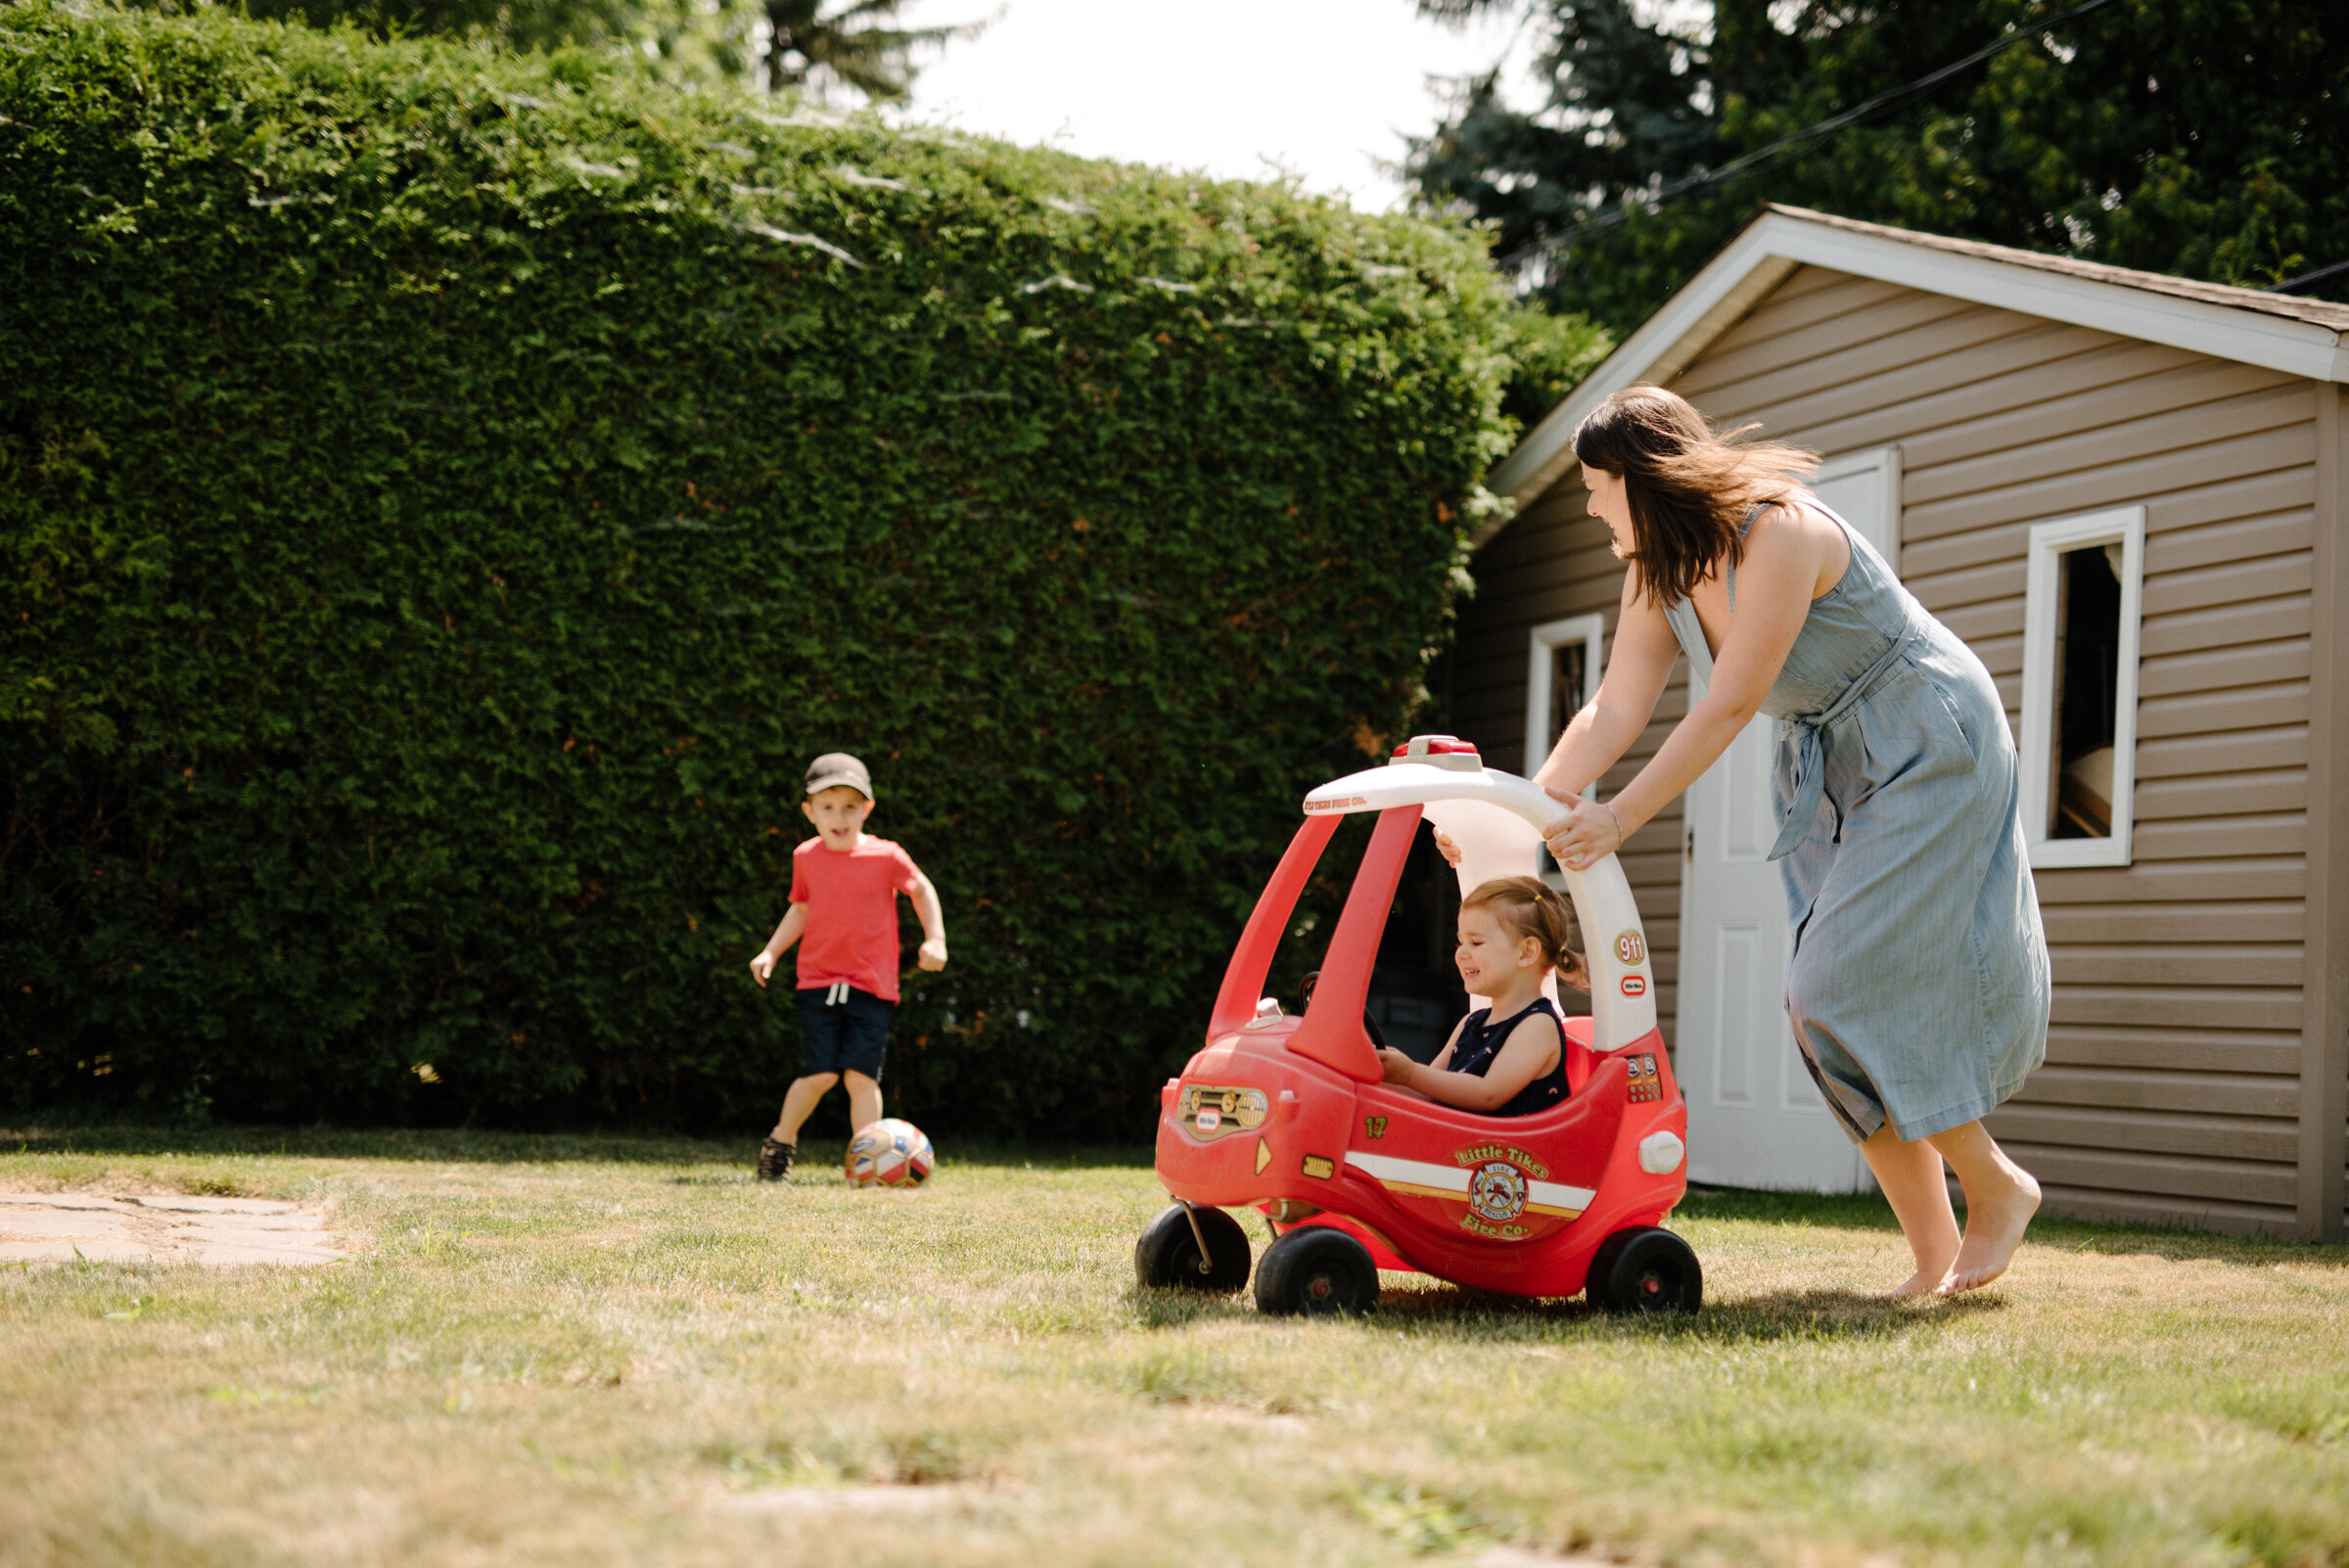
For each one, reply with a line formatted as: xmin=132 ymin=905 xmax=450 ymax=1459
xmin=1615 ymin=930 xmax=1646 ymax=964
xmin=1466 ymin=1161 xmax=1529 ymax=1224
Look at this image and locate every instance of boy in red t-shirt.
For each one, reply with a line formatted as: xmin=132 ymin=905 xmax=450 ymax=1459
xmin=748 ymin=753 xmax=947 ymax=1180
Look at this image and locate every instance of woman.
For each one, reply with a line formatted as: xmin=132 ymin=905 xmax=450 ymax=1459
xmin=1527 ymin=386 xmax=2049 ymax=1297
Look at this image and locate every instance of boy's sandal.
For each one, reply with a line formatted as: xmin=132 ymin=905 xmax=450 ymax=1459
xmin=757 ymin=1138 xmax=794 ymax=1182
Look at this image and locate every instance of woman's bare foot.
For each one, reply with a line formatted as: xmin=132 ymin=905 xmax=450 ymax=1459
xmin=1939 ymin=1164 xmax=2041 ymax=1295
xmin=1888 ymin=1267 xmax=1952 ymax=1299
xmin=1860 ymin=1125 xmax=1960 ymax=1300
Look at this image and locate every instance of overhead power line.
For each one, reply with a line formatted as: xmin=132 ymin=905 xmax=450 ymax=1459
xmin=2270 ymin=257 xmax=2349 ymax=298
xmin=1497 ymin=0 xmax=2122 ymax=271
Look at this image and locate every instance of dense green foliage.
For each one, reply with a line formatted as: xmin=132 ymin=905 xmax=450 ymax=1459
xmin=0 ymin=1 xmax=1531 ymax=1134
xmin=212 ymin=0 xmax=972 ymax=100
xmin=1410 ymin=0 xmax=2349 ymax=331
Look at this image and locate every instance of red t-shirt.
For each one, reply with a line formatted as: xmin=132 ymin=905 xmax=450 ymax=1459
xmin=789 ymin=836 xmax=924 ymax=1002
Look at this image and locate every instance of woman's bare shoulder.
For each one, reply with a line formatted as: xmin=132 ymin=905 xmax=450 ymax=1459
xmin=1745 ymin=494 xmax=1852 ymax=596
xmin=1746 ymin=493 xmax=1841 ymax=541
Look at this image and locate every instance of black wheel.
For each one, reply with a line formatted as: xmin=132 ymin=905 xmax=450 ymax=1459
xmin=1253 ymin=1224 xmax=1379 ymax=1316
xmin=1135 ymin=1203 xmax=1252 ymax=1293
xmin=1587 ymin=1225 xmax=1702 ymax=1314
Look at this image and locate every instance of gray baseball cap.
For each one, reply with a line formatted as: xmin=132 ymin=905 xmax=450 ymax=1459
xmin=805 ymin=752 xmax=873 ymax=799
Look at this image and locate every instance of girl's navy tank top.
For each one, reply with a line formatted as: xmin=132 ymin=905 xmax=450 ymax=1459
xmin=1447 ymin=996 xmax=1570 ymax=1117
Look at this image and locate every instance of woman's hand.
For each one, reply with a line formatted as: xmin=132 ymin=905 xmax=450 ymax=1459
xmin=1375 ymin=1047 xmax=1417 ymax=1085
xmin=1541 ymin=786 xmax=1627 ymax=871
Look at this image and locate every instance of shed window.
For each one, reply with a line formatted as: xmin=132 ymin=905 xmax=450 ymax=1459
xmin=1526 ymin=614 xmax=1605 ymax=887
xmin=1524 ymin=613 xmax=1605 ymax=784
xmin=2019 ymin=507 xmax=2145 ymax=869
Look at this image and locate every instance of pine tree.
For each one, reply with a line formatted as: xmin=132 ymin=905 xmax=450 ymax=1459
xmin=761 ymin=0 xmax=977 ymax=102
xmin=229 ymin=0 xmax=980 ymax=99
xmin=1409 ymin=0 xmax=2349 ymax=331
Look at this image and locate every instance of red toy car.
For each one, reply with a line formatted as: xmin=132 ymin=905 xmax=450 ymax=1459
xmin=1138 ymin=735 xmax=1699 ymax=1315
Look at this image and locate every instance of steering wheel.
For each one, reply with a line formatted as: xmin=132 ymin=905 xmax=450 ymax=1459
xmin=1296 ymin=969 xmax=1388 ymax=1049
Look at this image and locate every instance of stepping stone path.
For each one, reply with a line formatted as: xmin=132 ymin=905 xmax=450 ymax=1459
xmin=0 ymin=1191 xmax=346 ymax=1267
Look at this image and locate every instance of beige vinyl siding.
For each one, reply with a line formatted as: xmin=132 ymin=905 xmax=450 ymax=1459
xmin=1463 ymin=262 xmax=2319 ymax=1233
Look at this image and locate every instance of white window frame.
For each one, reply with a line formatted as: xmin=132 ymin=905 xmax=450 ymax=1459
xmin=1524 ymin=613 xmax=1606 ymax=784
xmin=2018 ymin=505 xmax=2146 ymax=870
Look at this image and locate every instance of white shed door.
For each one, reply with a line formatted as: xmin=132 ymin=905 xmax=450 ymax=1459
xmin=1675 ymin=447 xmax=1900 ymax=1191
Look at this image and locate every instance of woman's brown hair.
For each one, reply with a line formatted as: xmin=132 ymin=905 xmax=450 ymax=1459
xmin=1461 ymin=875 xmax=1585 ymax=985
xmin=1572 ymin=385 xmax=1819 ymax=607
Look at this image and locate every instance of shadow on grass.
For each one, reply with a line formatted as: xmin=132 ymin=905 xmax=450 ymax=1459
xmin=0 ymin=1123 xmax=746 ymax=1167
xmin=1677 ymin=1182 xmax=2348 ymax=1272
xmin=0 ymin=1122 xmax=1159 ymax=1174
xmin=1130 ymin=1279 xmax=2003 ymax=1342
xmin=1363 ymin=1281 xmax=2004 ymax=1343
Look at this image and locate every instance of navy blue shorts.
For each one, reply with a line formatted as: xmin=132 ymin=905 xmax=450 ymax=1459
xmin=797 ymin=985 xmax=892 ymax=1080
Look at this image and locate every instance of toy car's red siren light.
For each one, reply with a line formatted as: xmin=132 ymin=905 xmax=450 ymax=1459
xmin=1390 ymin=734 xmax=1483 ymax=772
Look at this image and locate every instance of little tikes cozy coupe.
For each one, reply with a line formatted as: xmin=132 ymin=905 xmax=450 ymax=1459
xmin=1138 ymin=736 xmax=1699 ymax=1315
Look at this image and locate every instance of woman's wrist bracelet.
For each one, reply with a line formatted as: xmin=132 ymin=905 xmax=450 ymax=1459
xmin=1603 ymin=803 xmax=1625 ymax=846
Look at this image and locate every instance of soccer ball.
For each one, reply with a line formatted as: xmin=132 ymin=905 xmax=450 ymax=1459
xmin=844 ymin=1119 xmax=935 ymax=1188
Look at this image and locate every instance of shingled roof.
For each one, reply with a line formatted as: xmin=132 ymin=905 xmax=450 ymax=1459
xmin=1772 ymin=206 xmax=2349 ymax=333
xmin=1482 ymin=206 xmax=2349 ymax=536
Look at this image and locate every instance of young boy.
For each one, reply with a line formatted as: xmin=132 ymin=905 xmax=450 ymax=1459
xmin=748 ymin=753 xmax=947 ymax=1181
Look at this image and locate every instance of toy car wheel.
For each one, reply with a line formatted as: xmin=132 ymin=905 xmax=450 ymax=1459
xmin=1135 ymin=1203 xmax=1252 ymax=1293
xmin=1588 ymin=1225 xmax=1702 ymax=1315
xmin=1253 ymin=1225 xmax=1378 ymax=1316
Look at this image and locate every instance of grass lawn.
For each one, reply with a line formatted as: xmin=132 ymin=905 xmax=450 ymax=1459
xmin=2 ymin=1126 xmax=2344 ymax=1568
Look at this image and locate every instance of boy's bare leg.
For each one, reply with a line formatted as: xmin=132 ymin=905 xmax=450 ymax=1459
xmin=844 ymin=1072 xmax=882 ymax=1133
xmin=1859 ymin=1124 xmax=1961 ymax=1297
xmin=771 ymin=1073 xmax=840 ymax=1144
xmin=1925 ymin=1119 xmax=2041 ymax=1296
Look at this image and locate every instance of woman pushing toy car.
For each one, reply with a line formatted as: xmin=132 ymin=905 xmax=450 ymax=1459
xmin=1470 ymin=386 xmax=2050 ymax=1299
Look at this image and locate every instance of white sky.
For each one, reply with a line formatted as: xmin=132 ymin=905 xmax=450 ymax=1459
xmin=891 ymin=0 xmax=1530 ymax=211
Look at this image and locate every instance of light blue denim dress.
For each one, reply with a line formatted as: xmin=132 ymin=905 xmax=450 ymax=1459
xmin=1663 ymin=499 xmax=2050 ymax=1143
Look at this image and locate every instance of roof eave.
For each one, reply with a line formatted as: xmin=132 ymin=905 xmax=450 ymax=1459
xmin=1476 ymin=208 xmax=2349 ymax=551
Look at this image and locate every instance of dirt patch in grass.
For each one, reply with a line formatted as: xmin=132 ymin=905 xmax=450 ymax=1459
xmin=0 ymin=1191 xmax=347 ymax=1268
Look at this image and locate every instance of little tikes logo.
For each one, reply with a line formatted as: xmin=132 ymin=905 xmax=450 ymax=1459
xmin=1451 ymin=1143 xmax=1548 ymax=1180
xmin=1621 ymin=976 xmax=1647 ymax=996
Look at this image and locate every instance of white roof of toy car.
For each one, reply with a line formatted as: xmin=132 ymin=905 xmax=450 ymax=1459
xmin=1302 ymin=735 xmax=1658 ymax=1052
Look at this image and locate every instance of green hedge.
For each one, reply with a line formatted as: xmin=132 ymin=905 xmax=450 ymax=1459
xmin=0 ymin=1 xmax=1527 ymax=1135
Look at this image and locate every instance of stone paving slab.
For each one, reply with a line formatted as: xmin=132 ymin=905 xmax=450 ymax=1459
xmin=125 ymin=1194 xmax=301 ymax=1215
xmin=0 ymin=1236 xmax=156 ymax=1264
xmin=0 ymin=1209 xmax=137 ymax=1236
xmin=0 ymin=1190 xmax=346 ymax=1268
xmin=0 ymin=1191 xmax=135 ymax=1211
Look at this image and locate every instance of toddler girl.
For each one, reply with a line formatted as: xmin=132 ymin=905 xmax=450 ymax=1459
xmin=1375 ymin=875 xmax=1586 ymax=1117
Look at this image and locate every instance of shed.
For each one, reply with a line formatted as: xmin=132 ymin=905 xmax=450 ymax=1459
xmin=1456 ymin=206 xmax=2349 ymax=1241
